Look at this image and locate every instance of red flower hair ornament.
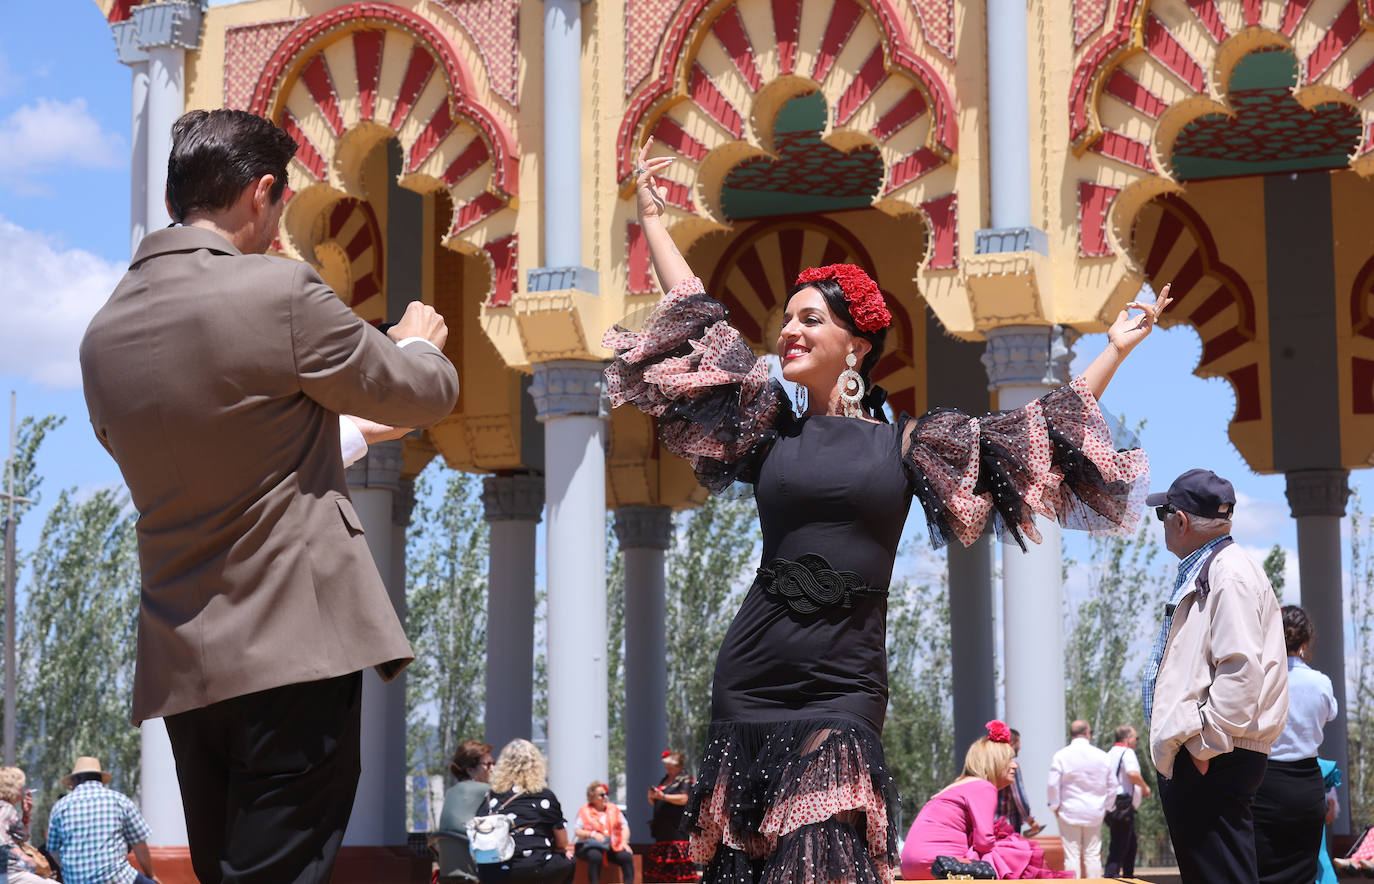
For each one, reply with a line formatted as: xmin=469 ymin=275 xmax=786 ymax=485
xmin=795 ymin=264 xmax=892 ymax=333
xmin=985 ymin=720 xmax=1011 ymax=744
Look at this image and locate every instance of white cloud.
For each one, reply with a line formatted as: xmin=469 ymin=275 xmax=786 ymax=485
xmin=1231 ymin=489 xmax=1290 ymax=542
xmin=0 ymin=218 xmax=124 ymax=388
xmin=0 ymin=98 xmax=124 ymax=192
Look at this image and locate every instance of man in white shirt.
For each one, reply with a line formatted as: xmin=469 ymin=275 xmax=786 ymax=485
xmin=1047 ymin=720 xmax=1115 ymax=878
xmin=1104 ymin=725 xmax=1153 ymax=877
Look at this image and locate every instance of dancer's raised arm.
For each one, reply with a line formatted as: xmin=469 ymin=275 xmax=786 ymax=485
xmin=1080 ymin=284 xmax=1173 ymax=400
xmin=633 ymin=139 xmax=692 ymax=294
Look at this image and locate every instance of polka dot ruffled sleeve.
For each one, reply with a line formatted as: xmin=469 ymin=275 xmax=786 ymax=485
xmin=898 ymin=375 xmax=1149 ymax=549
xmin=603 ymin=276 xmax=789 ymax=493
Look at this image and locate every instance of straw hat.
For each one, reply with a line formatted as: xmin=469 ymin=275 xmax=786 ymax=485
xmin=62 ymin=757 xmax=112 ymax=788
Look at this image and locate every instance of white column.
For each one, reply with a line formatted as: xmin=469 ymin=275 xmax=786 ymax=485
xmin=129 ymin=60 xmax=150 ymax=253
xmin=985 ymin=0 xmax=1031 ymax=230
xmin=615 ymin=506 xmax=672 ymax=831
xmin=543 ymin=0 xmax=583 ymax=268
xmin=482 ymin=474 xmax=545 ymax=751
xmin=344 ymin=440 xmax=407 ymax=847
xmin=982 ymin=326 xmax=1076 ymax=836
xmin=1286 ymin=468 xmax=1351 ymax=834
xmin=113 ymin=2 xmax=203 ymax=849
xmin=145 ymin=46 xmax=182 ymax=230
xmin=530 ymin=361 xmax=608 ymax=810
xmin=949 ymin=535 xmax=996 ymax=757
xmin=388 ymin=479 xmax=416 ymax=839
xmin=139 ymin=719 xmax=187 ymax=847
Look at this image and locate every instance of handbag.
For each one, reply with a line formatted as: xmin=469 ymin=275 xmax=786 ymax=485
xmin=467 ymin=793 xmax=519 ymax=864
xmin=18 ymin=842 xmax=52 ymax=879
xmin=1104 ymin=754 xmax=1135 ymax=824
xmin=930 ymin=855 xmax=996 ymax=879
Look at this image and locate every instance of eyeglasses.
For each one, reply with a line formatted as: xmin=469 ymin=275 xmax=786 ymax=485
xmin=1154 ymin=504 xmax=1176 ymax=522
xmin=595 ymin=792 xmax=608 ymax=798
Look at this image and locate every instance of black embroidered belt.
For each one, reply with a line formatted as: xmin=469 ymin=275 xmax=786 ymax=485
xmin=758 ymin=553 xmax=886 ymax=614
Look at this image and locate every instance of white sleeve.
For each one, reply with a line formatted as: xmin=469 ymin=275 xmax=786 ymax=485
xmin=340 ymin=415 xmax=369 ymax=467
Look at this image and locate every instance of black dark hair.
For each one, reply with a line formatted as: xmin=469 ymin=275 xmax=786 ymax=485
xmin=1281 ymin=604 xmax=1314 ymax=654
xmin=786 ymin=276 xmax=890 ymax=419
xmin=69 ymin=771 xmax=105 ymax=787
xmin=165 ymin=109 xmax=298 ymax=222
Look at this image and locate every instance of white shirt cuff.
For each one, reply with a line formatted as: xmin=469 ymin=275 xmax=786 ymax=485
xmin=339 ymin=415 xmax=368 ymax=467
xmin=395 ymin=336 xmax=443 ymax=354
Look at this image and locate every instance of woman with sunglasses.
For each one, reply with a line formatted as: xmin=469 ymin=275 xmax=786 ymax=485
xmin=574 ymin=782 xmax=634 ymax=884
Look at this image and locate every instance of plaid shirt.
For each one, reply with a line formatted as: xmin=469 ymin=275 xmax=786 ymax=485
xmin=1142 ymin=535 xmax=1232 ymax=727
xmin=47 ymin=782 xmax=151 ymax=884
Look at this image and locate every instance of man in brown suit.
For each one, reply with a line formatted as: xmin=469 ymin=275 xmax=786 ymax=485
xmin=80 ymin=109 xmax=460 ymax=883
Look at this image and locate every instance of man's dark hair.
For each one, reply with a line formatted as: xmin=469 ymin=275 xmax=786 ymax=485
xmin=1114 ymin=724 xmax=1134 ymax=743
xmin=69 ymin=771 xmax=105 ymax=787
xmin=165 ymin=109 xmax=298 ymax=222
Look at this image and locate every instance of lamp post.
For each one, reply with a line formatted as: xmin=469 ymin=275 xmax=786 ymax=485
xmin=1 ymin=392 xmax=35 ymax=765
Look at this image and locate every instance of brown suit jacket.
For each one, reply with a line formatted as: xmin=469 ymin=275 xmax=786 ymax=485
xmin=80 ymin=226 xmax=459 ymax=724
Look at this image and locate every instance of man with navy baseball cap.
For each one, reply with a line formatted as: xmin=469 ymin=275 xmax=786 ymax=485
xmin=1141 ymin=468 xmax=1288 ymax=884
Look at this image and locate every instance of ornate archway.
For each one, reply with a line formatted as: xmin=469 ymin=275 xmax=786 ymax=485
xmin=249 ymin=2 xmax=519 ymax=305
xmin=617 ymin=0 xmax=960 ymax=273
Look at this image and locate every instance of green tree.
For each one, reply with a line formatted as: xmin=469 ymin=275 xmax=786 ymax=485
xmin=607 ymin=532 xmax=626 ymax=791
xmin=1063 ymin=524 xmax=1173 ymax=865
xmin=404 ymin=467 xmax=489 ymax=780
xmin=883 ymin=557 xmax=957 ymax=811
xmin=1349 ymin=491 xmax=1374 ymax=830
xmin=3 ymin=415 xmax=143 ymax=836
xmin=664 ymin=494 xmax=760 ymax=766
xmin=1262 ymin=544 xmax=1286 ymax=601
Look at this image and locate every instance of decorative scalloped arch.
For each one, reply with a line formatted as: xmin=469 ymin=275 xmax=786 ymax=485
xmin=249 ymin=2 xmax=518 ymax=271
xmin=617 ymin=0 xmax=958 ymax=237
xmin=1133 ymin=193 xmax=1272 ymax=456
xmin=701 ymin=213 xmax=927 ymax=416
xmin=1065 ymin=0 xmax=1374 ymax=297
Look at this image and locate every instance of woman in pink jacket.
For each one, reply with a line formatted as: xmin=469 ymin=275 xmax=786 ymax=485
xmin=901 ymin=722 xmax=1070 ymax=880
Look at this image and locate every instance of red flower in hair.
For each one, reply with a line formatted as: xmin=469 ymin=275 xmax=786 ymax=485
xmin=985 ymin=720 xmax=1011 ymax=744
xmin=661 ymin=750 xmax=672 ymax=758
xmin=795 ymin=264 xmax=892 ymax=332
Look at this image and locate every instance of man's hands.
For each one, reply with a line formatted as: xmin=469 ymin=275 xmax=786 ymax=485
xmin=388 ymin=301 xmax=449 ymax=351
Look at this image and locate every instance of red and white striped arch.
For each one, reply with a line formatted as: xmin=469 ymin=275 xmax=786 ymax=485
xmin=1069 ymin=0 xmax=1374 ymax=263
xmin=619 ymin=0 xmax=960 ymax=268
xmin=248 ymin=2 xmax=518 ymax=302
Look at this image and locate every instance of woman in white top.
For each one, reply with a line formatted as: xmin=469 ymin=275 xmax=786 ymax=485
xmin=1252 ymin=605 xmax=1338 ymax=884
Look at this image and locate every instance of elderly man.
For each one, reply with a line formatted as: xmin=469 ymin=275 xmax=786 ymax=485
xmin=47 ymin=758 xmax=158 ymax=884
xmin=1047 ymin=720 xmax=1115 ymax=878
xmin=1143 ymin=469 xmax=1288 ymax=884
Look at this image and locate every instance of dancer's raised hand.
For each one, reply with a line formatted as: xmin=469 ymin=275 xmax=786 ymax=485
xmin=1108 ymin=282 xmax=1173 ymax=355
xmin=634 ymin=138 xmax=675 ymax=220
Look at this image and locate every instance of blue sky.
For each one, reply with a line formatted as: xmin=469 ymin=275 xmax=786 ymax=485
xmin=1 ymin=5 xmax=1370 ymax=617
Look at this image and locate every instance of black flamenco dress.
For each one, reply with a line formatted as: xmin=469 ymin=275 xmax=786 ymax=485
xmin=603 ymin=277 xmax=1149 ymax=884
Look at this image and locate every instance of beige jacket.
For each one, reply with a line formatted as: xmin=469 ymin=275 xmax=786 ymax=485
xmin=81 ymin=227 xmax=460 ymax=723
xmin=1149 ymin=543 xmax=1289 ymax=779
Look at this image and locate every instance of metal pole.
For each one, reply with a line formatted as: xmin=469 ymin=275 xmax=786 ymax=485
xmin=4 ymin=391 xmax=18 ymax=764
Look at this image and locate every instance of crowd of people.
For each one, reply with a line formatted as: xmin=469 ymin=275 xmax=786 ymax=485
xmin=437 ymin=740 xmax=697 ymax=884
xmin=0 ymin=756 xmax=160 ymax=884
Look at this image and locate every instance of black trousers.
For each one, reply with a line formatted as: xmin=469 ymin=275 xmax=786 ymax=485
xmin=1252 ymin=758 xmax=1327 ymax=884
xmin=1104 ymin=812 xmax=1138 ymax=877
xmin=164 ymin=672 xmax=363 ymax=884
xmin=575 ymin=844 xmax=636 ymax=884
xmin=1159 ymin=747 xmax=1268 ymax=884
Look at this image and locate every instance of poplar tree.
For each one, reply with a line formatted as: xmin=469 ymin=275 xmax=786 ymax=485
xmin=403 ymin=468 xmax=489 ymax=780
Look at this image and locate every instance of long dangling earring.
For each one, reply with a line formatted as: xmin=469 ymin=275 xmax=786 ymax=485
xmin=838 ymin=352 xmax=865 ymax=418
xmin=795 ymin=383 xmax=808 ymax=414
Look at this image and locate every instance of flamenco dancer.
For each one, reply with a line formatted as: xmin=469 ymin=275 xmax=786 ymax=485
xmin=603 ymin=141 xmax=1172 ymax=884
